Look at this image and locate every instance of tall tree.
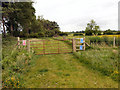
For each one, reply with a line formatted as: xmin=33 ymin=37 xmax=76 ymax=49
xmin=2 ymin=2 xmax=36 ymax=37
xmin=85 ymin=19 xmax=100 ymax=36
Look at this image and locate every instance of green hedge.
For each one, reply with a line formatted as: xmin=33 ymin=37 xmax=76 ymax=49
xmin=89 ymin=37 xmax=118 ymax=46
xmin=73 ymin=33 xmax=83 ymax=36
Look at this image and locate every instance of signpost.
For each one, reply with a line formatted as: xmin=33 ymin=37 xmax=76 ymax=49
xmin=75 ymin=37 xmax=85 ymax=51
xmin=80 ymin=38 xmax=84 ymax=43
xmin=23 ymin=40 xmax=26 ymax=46
xmin=18 ymin=37 xmax=20 ymax=48
xmin=80 ymin=45 xmax=83 ymax=50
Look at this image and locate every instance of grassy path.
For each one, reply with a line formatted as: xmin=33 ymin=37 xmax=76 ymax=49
xmin=24 ymin=53 xmax=118 ymax=88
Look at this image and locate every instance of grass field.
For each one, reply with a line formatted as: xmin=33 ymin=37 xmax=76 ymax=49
xmin=23 ymin=54 xmax=118 ymax=88
xmin=2 ymin=36 xmax=119 ymax=88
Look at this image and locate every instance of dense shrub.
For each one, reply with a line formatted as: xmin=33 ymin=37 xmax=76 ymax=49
xmin=89 ymin=37 xmax=102 ymax=44
xmin=29 ymin=33 xmax=39 ymax=38
xmin=89 ymin=36 xmax=118 ymax=46
xmin=38 ymin=32 xmax=45 ymax=37
xmin=59 ymin=32 xmax=68 ymax=36
xmin=103 ymin=30 xmax=113 ymax=35
xmin=19 ymin=32 xmax=26 ymax=38
xmin=85 ymin=30 xmax=93 ymax=36
xmin=73 ymin=33 xmax=83 ymax=36
xmin=117 ymin=31 xmax=120 ymax=35
xmin=98 ymin=31 xmax=102 ymax=35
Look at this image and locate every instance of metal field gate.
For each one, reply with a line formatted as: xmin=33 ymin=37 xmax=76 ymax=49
xmin=29 ymin=39 xmax=73 ymax=55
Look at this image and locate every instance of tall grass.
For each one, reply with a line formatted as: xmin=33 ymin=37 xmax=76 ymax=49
xmin=87 ymin=36 xmax=118 ymax=47
xmin=73 ymin=46 xmax=118 ymax=81
xmin=2 ymin=36 xmax=36 ymax=88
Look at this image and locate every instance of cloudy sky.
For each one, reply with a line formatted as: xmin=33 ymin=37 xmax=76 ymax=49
xmin=33 ymin=0 xmax=119 ymax=32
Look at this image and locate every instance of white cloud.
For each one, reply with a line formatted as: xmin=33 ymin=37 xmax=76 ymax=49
xmin=33 ymin=0 xmax=119 ymax=32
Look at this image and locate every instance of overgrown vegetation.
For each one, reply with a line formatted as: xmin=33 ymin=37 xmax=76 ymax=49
xmin=2 ymin=36 xmax=37 ymax=88
xmin=88 ymin=36 xmax=118 ymax=46
xmin=73 ymin=47 xmax=118 ymax=81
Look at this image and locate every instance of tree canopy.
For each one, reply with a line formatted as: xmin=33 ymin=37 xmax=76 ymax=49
xmin=85 ymin=20 xmax=100 ymax=36
xmin=1 ymin=2 xmax=62 ymax=38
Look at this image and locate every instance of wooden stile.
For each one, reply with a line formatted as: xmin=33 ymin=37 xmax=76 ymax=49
xmin=74 ymin=37 xmax=86 ymax=51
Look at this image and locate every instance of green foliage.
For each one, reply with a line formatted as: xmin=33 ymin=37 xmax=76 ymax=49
xmin=89 ymin=37 xmax=102 ymax=44
xmin=85 ymin=29 xmax=93 ymax=36
xmin=2 ymin=2 xmax=36 ymax=37
xmin=2 ymin=2 xmax=61 ymax=38
xmin=45 ymin=30 xmax=55 ymax=37
xmin=59 ymin=32 xmax=68 ymax=36
xmin=97 ymin=31 xmax=102 ymax=35
xmin=28 ymin=33 xmax=39 ymax=38
xmin=104 ymin=29 xmax=113 ymax=35
xmin=117 ymin=31 xmax=120 ymax=34
xmin=38 ymin=32 xmax=45 ymax=37
xmin=88 ymin=36 xmax=118 ymax=46
xmin=2 ymin=36 xmax=36 ymax=88
xmin=85 ymin=20 xmax=100 ymax=36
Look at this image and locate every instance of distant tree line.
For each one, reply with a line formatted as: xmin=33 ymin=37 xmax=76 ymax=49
xmin=1 ymin=2 xmax=67 ymax=38
xmin=72 ymin=20 xmax=120 ymax=36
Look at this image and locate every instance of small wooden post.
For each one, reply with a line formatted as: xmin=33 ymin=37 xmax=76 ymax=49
xmin=113 ymin=36 xmax=116 ymax=47
xmin=27 ymin=40 xmax=30 ymax=53
xmin=72 ymin=38 xmax=76 ymax=52
xmin=83 ymin=37 xmax=85 ymax=50
xmin=17 ymin=37 xmax=20 ymax=48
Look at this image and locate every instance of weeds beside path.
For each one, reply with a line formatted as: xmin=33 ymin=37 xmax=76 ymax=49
xmin=24 ymin=53 xmax=118 ymax=88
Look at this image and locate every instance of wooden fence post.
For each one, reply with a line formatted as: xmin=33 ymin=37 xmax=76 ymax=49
xmin=113 ymin=36 xmax=116 ymax=47
xmin=17 ymin=37 xmax=20 ymax=48
xmin=83 ymin=37 xmax=85 ymax=50
xmin=72 ymin=38 xmax=76 ymax=52
xmin=27 ymin=40 xmax=30 ymax=53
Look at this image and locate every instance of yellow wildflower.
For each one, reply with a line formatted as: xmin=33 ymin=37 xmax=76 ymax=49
xmin=11 ymin=77 xmax=14 ymax=80
xmin=114 ymin=71 xmax=118 ymax=74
